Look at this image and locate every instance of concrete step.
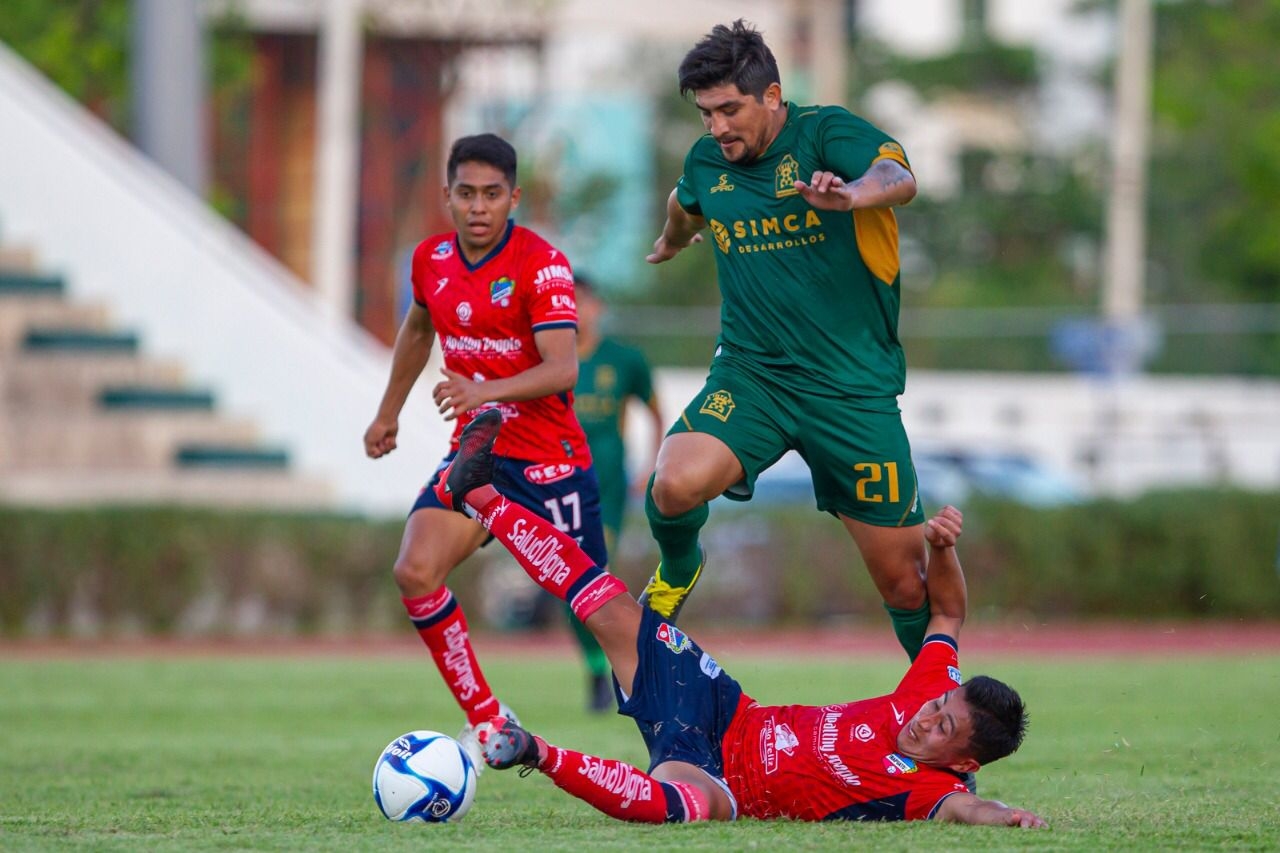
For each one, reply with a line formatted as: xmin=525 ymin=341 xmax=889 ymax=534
xmin=22 ymin=327 xmax=138 ymax=353
xmin=0 ymin=247 xmax=38 ymax=272
xmin=99 ymin=386 xmax=216 ymax=411
xmin=0 ymin=469 xmax=334 ymax=511
xmin=174 ymin=444 xmax=289 ymax=469
xmin=0 ymin=412 xmax=261 ymax=471
xmin=0 ymin=297 xmax=109 ymax=349
xmin=0 ymin=352 xmax=187 ymax=410
xmin=0 ymin=270 xmax=61 ymax=294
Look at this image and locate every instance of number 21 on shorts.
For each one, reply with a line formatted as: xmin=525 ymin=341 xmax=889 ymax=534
xmin=853 ymin=461 xmax=900 ymax=504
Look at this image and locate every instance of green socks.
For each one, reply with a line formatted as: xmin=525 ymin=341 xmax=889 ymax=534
xmin=884 ymin=599 xmax=932 ymax=661
xmin=643 ymin=475 xmax=709 ymax=587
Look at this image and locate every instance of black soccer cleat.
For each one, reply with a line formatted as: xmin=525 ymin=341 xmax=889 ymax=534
xmin=435 ymin=408 xmax=502 ymax=512
xmin=480 ymin=717 xmax=541 ymax=772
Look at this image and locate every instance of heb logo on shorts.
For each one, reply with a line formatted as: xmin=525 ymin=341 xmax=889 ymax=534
xmin=524 ymin=462 xmax=575 ymax=485
xmin=655 ymin=622 xmax=692 ymax=654
xmin=882 ymin=753 xmax=918 ymax=775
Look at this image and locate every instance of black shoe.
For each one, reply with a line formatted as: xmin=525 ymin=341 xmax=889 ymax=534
xmin=481 ymin=717 xmax=541 ymax=771
xmin=434 ymin=409 xmax=502 ymax=512
xmin=588 ymin=673 xmax=613 ymax=713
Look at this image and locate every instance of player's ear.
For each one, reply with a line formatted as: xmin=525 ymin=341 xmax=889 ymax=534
xmin=442 ymin=183 xmax=451 ymax=205
xmin=951 ymin=757 xmax=980 ymax=774
xmin=763 ymin=81 xmax=782 ymax=109
xmin=509 ymin=186 xmax=521 ymax=209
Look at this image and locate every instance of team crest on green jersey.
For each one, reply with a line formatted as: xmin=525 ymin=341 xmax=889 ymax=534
xmin=594 ymin=364 xmax=617 ymax=391
xmin=775 ymin=153 xmax=800 ymax=198
xmin=710 ymin=173 xmax=735 ymax=193
xmin=699 ymin=390 xmax=736 ymax=422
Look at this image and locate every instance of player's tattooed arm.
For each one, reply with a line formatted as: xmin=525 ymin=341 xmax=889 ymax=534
xmin=795 ymin=159 xmax=917 ymax=212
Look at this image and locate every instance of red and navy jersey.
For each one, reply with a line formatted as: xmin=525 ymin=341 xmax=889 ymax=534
xmin=722 ymin=636 xmax=969 ymax=821
xmin=411 ymin=221 xmax=591 ymax=465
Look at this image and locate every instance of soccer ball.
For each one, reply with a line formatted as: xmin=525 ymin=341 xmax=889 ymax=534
xmin=372 ymin=730 xmax=477 ymax=823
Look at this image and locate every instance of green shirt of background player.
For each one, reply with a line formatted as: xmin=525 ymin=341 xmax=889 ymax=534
xmin=568 ymin=273 xmax=664 ymax=711
xmin=641 ymin=20 xmax=934 ymax=664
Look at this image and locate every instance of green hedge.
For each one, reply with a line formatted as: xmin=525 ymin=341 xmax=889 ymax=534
xmin=1 ymin=490 xmax=1277 ymax=636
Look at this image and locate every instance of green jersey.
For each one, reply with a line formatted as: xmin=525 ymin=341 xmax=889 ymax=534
xmin=675 ymin=103 xmax=912 ymax=407
xmin=574 ymin=337 xmax=655 ymax=484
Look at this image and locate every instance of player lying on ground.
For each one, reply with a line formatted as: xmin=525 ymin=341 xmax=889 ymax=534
xmin=433 ymin=411 xmax=1047 ymax=826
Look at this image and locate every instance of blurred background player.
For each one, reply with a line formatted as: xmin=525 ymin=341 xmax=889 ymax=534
xmin=567 ymin=272 xmax=665 ymax=711
xmin=643 ymin=20 xmax=934 ymax=663
xmin=439 ymin=412 xmax=1046 ymax=828
xmin=362 ymin=133 xmax=609 ymax=768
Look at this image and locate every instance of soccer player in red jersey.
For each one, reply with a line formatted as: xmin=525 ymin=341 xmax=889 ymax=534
xmin=437 ymin=412 xmax=1047 ymax=828
xmin=363 ymin=134 xmax=609 ymax=770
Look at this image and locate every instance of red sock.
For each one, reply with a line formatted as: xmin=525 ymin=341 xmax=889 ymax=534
xmin=467 ymin=487 xmax=627 ymax=622
xmin=402 ymin=589 xmax=498 ymax=726
xmin=538 ymin=744 xmax=711 ymax=823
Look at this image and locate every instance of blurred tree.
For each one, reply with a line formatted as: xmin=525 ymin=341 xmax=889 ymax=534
xmin=1147 ymin=0 xmax=1280 ymax=304
xmin=0 ymin=1 xmax=255 ymax=218
xmin=0 ymin=0 xmax=131 ymax=130
xmin=849 ymin=25 xmax=1105 ymax=322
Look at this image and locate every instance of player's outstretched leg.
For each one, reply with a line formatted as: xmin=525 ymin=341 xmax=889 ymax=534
xmin=479 ymin=716 xmax=714 ymax=823
xmin=441 ymin=411 xmax=630 ymax=630
xmin=480 ymin=716 xmax=543 ymax=771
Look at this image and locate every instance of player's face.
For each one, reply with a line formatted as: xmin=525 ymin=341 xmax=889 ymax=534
xmin=445 ymin=161 xmax=521 ymax=257
xmin=896 ymin=689 xmax=979 ymax=772
xmin=694 ymin=82 xmax=783 ymax=164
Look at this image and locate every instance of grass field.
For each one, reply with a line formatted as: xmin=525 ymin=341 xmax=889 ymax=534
xmin=1 ymin=644 xmax=1278 ymax=851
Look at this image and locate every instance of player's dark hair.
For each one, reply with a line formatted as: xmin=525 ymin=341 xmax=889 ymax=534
xmin=447 ymin=133 xmax=517 ymax=187
xmin=962 ymin=676 xmax=1028 ymax=766
xmin=678 ymin=19 xmax=780 ymax=100
xmin=573 ymin=271 xmax=597 ymax=297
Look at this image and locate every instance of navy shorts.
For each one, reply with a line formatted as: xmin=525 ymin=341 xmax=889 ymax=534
xmin=618 ymin=609 xmax=744 ymax=782
xmin=412 ymin=453 xmax=609 ymax=568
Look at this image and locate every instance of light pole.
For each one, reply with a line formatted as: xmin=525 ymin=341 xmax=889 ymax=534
xmin=1100 ymin=0 xmax=1155 ymax=374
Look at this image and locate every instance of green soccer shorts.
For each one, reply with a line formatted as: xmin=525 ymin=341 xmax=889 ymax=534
xmin=669 ymin=352 xmax=925 ymax=527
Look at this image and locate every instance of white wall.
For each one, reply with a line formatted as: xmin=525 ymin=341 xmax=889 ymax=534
xmin=640 ymin=368 xmax=1280 ymax=498
xmin=0 ymin=42 xmax=450 ymax=517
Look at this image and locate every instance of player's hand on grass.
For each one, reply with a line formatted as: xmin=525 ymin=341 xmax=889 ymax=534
xmin=999 ymin=807 xmax=1048 ymax=829
xmin=433 ymin=368 xmax=488 ymax=421
xmin=924 ymin=505 xmax=963 ymax=548
xmin=364 ymin=417 xmax=399 ymax=458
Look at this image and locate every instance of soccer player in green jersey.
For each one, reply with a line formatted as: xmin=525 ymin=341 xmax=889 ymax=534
xmin=642 ymin=20 xmax=933 ymax=664
xmin=570 ymin=273 xmax=665 ymax=711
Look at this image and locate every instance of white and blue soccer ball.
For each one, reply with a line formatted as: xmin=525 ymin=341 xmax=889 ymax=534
xmin=372 ymin=730 xmax=477 ymax=823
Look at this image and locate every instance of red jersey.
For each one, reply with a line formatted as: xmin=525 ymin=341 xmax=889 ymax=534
xmin=722 ymin=637 xmax=969 ymax=821
xmin=411 ymin=221 xmax=591 ymax=465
